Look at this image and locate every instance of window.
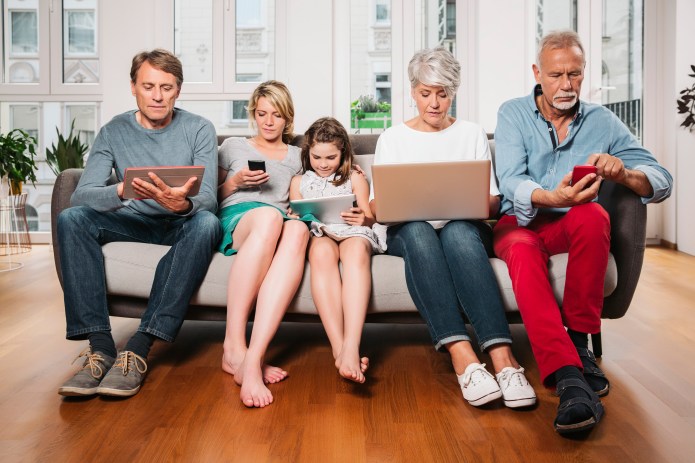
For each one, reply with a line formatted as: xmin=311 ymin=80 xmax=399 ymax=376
xmin=535 ymin=0 xmax=577 ymax=43
xmin=375 ymin=0 xmax=390 ymax=24
xmin=375 ymin=73 xmax=391 ymax=103
xmin=601 ymin=0 xmax=643 ymax=140
xmin=65 ymin=104 xmax=97 ymax=147
xmin=10 ymin=10 xmax=38 ymax=54
xmin=62 ymin=2 xmax=99 ymax=84
xmin=173 ymin=0 xmax=277 ymax=91
xmin=174 ymin=0 xmax=214 ymax=83
xmin=66 ymin=11 xmax=96 ymax=55
xmin=350 ymin=0 xmax=392 ymax=133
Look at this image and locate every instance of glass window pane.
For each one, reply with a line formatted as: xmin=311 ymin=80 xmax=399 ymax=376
xmin=63 ymin=2 xmax=99 ymax=83
xmin=350 ymin=0 xmax=392 ymax=134
xmin=174 ymin=0 xmax=213 ymax=84
xmin=176 ymin=100 xmax=253 ymax=137
xmin=235 ymin=0 xmax=275 ymax=83
xmin=9 ymin=104 xmax=40 ymax=141
xmin=417 ymin=0 xmax=457 ymax=118
xmin=601 ymin=0 xmax=643 ymax=141
xmin=536 ymin=0 xmax=577 ymax=43
xmin=11 ymin=11 xmax=38 ymax=54
xmin=4 ymin=5 xmax=40 ymax=83
xmin=67 ymin=12 xmax=95 ymax=54
xmin=65 ymin=104 xmax=97 ymax=147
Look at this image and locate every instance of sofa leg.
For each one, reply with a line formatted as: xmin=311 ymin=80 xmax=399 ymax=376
xmin=591 ymin=332 xmax=602 ymax=357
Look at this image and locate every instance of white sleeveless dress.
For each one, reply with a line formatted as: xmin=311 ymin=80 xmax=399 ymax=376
xmin=299 ymin=170 xmax=386 ymax=253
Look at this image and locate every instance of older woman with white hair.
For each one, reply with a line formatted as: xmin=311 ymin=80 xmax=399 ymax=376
xmin=369 ymin=47 xmax=536 ymax=409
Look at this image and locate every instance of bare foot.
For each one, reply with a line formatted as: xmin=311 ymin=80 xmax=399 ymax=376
xmin=222 ymin=350 xmax=288 ymax=385
xmin=237 ymin=359 xmax=274 ymax=408
xmin=335 ymin=349 xmax=366 ymax=383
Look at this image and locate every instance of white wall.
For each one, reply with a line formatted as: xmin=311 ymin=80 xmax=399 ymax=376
xmin=672 ymin=0 xmax=695 ymax=254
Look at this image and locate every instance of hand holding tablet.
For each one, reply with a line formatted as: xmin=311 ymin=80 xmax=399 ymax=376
xmin=290 ymin=194 xmax=356 ymax=224
xmin=122 ymin=166 xmax=204 ymax=199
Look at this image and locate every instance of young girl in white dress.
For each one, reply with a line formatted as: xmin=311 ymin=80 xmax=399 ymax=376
xmin=289 ymin=117 xmax=385 ymax=383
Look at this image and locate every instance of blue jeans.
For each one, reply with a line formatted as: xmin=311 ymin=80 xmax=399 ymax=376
xmin=57 ymin=206 xmax=221 ymax=342
xmin=386 ymin=220 xmax=511 ymax=351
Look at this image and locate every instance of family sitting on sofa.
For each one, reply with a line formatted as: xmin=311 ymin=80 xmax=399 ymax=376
xmin=55 ymin=31 xmax=672 ymax=437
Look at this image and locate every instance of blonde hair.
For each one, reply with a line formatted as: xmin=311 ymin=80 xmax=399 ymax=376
xmin=247 ymin=80 xmax=295 ymax=144
xmin=301 ymin=117 xmax=354 ymax=187
xmin=407 ymin=47 xmax=461 ymax=98
xmin=537 ymin=30 xmax=586 ymax=69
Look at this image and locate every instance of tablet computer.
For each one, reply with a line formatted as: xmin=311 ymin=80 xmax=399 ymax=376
xmin=290 ymin=193 xmax=356 ymax=224
xmin=122 ymin=166 xmax=205 ymax=199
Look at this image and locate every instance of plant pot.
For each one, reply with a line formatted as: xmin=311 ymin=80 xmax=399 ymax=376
xmin=356 ymin=112 xmax=392 ymax=129
xmin=9 ymin=179 xmax=22 ymax=195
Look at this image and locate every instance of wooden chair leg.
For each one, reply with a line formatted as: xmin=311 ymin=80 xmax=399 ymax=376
xmin=591 ymin=332 xmax=602 ymax=357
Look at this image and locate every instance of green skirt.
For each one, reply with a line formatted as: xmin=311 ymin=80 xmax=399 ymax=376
xmin=217 ymin=202 xmax=313 ymax=256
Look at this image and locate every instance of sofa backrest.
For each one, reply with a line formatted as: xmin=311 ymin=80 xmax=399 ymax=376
xmin=216 ymin=134 xmax=496 ymax=185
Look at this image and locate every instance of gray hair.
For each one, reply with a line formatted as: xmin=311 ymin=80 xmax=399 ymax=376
xmin=407 ymin=47 xmax=461 ymax=98
xmin=536 ymin=30 xmax=586 ymax=68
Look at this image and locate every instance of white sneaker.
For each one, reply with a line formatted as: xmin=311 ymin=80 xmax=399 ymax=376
xmin=495 ymin=366 xmax=537 ymax=408
xmin=457 ymin=363 xmax=502 ymax=406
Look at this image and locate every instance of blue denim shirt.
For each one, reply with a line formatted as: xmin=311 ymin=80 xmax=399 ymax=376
xmin=495 ymin=85 xmax=673 ymax=226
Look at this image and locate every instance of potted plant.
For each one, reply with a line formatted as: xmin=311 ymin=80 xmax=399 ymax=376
xmin=0 ymin=129 xmax=38 ymax=195
xmin=351 ymin=95 xmax=392 ymax=129
xmin=677 ymin=64 xmax=695 ymax=132
xmin=46 ymin=120 xmax=89 ymax=175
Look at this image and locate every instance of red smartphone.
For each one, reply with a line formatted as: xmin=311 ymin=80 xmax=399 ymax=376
xmin=571 ymin=165 xmax=598 ymax=187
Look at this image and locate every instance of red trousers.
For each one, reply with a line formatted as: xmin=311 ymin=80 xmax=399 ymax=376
xmin=493 ymin=203 xmax=611 ymax=385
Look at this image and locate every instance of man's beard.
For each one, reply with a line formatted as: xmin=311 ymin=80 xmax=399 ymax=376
xmin=552 ymin=91 xmax=578 ymax=110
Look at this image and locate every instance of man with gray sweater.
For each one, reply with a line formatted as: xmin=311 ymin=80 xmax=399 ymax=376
xmin=57 ymin=49 xmax=221 ymax=397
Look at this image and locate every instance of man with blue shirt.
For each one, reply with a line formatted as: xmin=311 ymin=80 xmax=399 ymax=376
xmin=57 ymin=49 xmax=221 ymax=398
xmin=493 ymin=31 xmax=672 ymax=435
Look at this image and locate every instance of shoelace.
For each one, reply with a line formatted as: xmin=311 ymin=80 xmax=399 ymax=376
xmin=113 ymin=351 xmax=148 ymax=376
xmin=499 ymin=367 xmax=526 ymax=389
xmin=462 ymin=363 xmax=489 ymax=387
xmin=71 ymin=348 xmax=107 ymax=379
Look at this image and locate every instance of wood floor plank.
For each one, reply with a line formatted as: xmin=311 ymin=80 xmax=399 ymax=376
xmin=1 ymin=246 xmax=694 ymax=462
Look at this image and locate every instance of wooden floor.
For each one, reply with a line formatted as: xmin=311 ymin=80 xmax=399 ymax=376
xmin=0 ymin=246 xmax=694 ymax=462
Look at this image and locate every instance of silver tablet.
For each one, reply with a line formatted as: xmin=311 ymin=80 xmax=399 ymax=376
xmin=290 ymin=193 xmax=356 ymax=224
xmin=122 ymin=166 xmax=204 ymax=199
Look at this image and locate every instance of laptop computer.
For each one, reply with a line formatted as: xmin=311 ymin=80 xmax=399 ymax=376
xmin=371 ymin=160 xmax=491 ymax=223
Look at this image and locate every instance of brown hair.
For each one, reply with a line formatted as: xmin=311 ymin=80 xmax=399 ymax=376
xmin=247 ymin=80 xmax=295 ymax=144
xmin=301 ymin=117 xmax=354 ymax=187
xmin=130 ymin=49 xmax=184 ymax=88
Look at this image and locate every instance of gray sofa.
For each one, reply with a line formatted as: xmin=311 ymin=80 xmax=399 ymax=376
xmin=50 ymin=134 xmax=647 ymax=355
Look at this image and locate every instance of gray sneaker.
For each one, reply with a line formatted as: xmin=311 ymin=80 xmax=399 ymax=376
xmin=58 ymin=349 xmax=115 ymax=397
xmin=96 ymin=351 xmax=148 ymax=397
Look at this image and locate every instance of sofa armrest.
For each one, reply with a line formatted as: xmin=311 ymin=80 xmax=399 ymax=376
xmin=51 ymin=169 xmax=84 ymax=287
xmin=597 ymin=181 xmax=647 ymax=319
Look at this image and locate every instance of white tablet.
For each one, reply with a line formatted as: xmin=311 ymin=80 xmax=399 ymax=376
xmin=290 ymin=194 xmax=356 ymax=224
xmin=122 ymin=166 xmax=204 ymax=199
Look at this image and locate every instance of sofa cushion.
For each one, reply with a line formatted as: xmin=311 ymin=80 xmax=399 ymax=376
xmin=101 ymin=242 xmax=617 ymax=315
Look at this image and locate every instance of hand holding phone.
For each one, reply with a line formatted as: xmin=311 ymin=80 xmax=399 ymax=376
xmin=571 ymin=165 xmax=598 ymax=188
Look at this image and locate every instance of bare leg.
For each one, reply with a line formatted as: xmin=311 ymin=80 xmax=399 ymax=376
xmin=237 ymin=220 xmax=309 ymax=407
xmin=487 ymin=344 xmax=521 ymax=374
xmin=221 ymin=208 xmax=288 ymax=385
xmin=334 ymin=238 xmax=372 ymax=383
xmin=308 ymin=237 xmax=345 ymax=356
xmin=447 ymin=340 xmax=481 ymax=375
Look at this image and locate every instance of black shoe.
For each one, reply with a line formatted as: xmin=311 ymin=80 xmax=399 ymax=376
xmin=577 ymin=347 xmax=610 ymax=397
xmin=554 ymin=376 xmax=605 ymax=435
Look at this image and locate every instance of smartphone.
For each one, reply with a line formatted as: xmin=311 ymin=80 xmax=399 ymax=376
xmin=571 ymin=165 xmax=598 ymax=187
xmin=248 ymin=160 xmax=266 ymax=172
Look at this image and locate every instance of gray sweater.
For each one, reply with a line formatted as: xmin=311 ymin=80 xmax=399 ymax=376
xmin=71 ymin=108 xmax=218 ymax=217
